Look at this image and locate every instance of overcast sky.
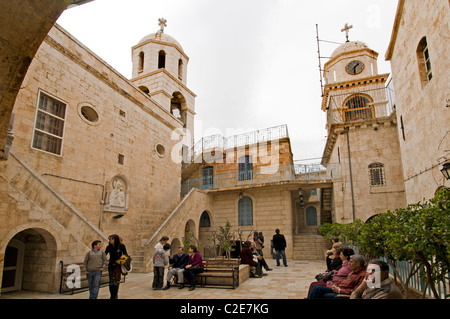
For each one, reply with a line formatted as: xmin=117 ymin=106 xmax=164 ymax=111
xmin=57 ymin=0 xmax=398 ymax=163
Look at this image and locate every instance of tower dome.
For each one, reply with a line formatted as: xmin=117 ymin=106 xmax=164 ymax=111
xmin=138 ymin=32 xmax=184 ymax=51
xmin=330 ymin=40 xmax=369 ymax=58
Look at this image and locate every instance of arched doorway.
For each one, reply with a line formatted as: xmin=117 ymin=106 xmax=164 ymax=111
xmin=1 ymin=228 xmax=57 ymax=293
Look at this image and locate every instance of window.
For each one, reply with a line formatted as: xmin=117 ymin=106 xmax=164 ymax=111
xmin=200 ymin=211 xmax=211 ymax=227
xmin=178 ymin=59 xmax=183 ymax=79
xmin=417 ymin=37 xmax=433 ymax=85
xmin=202 ymin=166 xmax=214 ymax=190
xmin=343 ymin=94 xmax=373 ymax=122
xmin=138 ymin=51 xmax=144 ymax=72
xmin=238 ymin=196 xmax=253 ymax=226
xmin=238 ymin=155 xmax=253 ymax=181
xmin=369 ymin=163 xmax=386 ymax=187
xmin=32 ymin=91 xmax=66 ymax=155
xmin=306 ymin=206 xmax=317 ymax=226
xmin=158 ymin=50 xmax=166 ymax=69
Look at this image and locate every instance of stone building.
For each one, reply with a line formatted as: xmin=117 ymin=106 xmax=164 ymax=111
xmin=0 ymin=22 xmax=194 ymax=293
xmin=385 ymin=0 xmax=450 ymax=203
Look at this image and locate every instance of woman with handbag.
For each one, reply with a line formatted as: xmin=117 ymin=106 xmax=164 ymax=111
xmin=182 ymin=245 xmax=204 ymax=291
xmin=105 ymin=234 xmax=128 ymax=299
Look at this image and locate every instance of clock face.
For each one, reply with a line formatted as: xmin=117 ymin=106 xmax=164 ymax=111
xmin=346 ymin=60 xmax=365 ymax=75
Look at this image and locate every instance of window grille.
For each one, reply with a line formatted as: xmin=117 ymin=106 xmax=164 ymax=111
xmin=343 ymin=94 xmax=373 ymax=122
xmin=32 ymin=92 xmax=66 ymax=155
xmin=238 ymin=155 xmax=253 ymax=181
xmin=369 ymin=163 xmax=386 ymax=187
xmin=238 ymin=196 xmax=253 ymax=226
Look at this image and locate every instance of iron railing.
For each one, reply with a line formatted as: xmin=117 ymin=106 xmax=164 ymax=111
xmin=326 ymin=78 xmax=396 ymax=129
xmin=182 ymin=125 xmax=289 ymax=165
xmin=181 ymin=163 xmax=341 ymax=196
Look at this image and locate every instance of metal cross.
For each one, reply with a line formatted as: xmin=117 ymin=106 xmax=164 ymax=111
xmin=158 ymin=18 xmax=167 ymax=33
xmin=341 ymin=23 xmax=353 ymax=42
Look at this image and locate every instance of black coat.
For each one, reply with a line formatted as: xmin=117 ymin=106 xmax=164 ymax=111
xmin=272 ymin=234 xmax=287 ymax=251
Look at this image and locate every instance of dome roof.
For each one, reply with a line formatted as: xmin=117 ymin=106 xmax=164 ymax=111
xmin=138 ymin=32 xmax=183 ymax=51
xmin=330 ymin=40 xmax=369 ymax=58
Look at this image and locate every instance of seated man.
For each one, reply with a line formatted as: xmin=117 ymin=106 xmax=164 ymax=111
xmin=307 ymin=254 xmax=366 ymax=298
xmin=350 ymin=259 xmax=403 ymax=299
xmin=163 ymin=246 xmax=188 ymax=290
xmin=240 ymin=241 xmax=264 ymax=278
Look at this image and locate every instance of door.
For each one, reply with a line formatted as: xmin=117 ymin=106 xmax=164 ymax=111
xmin=1 ymin=239 xmax=25 ymax=292
xmin=202 ymin=166 xmax=214 ymax=189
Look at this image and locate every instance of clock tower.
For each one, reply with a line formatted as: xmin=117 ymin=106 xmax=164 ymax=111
xmin=320 ymin=25 xmax=406 ymax=223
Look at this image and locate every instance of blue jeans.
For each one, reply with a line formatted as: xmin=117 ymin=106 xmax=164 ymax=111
xmin=87 ymin=270 xmax=102 ymax=299
xmin=184 ymin=268 xmax=203 ymax=286
xmin=307 ymin=285 xmax=338 ymax=299
xmin=275 ymin=249 xmax=287 ymax=266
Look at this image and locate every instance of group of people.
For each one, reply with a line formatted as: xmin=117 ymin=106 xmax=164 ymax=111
xmin=82 ymin=232 xmax=403 ymax=300
xmin=306 ymin=237 xmax=403 ymax=299
xmin=152 ymin=236 xmax=204 ymax=291
xmin=82 ymin=229 xmax=290 ymax=298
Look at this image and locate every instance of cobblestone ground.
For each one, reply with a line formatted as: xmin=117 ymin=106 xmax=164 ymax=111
xmin=1 ymin=259 xmax=325 ymax=299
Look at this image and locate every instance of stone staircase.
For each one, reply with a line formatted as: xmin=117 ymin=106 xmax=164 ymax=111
xmin=293 ymin=233 xmax=330 ymax=260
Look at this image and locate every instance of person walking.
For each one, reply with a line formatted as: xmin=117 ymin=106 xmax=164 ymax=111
xmin=105 ymin=234 xmax=128 ymax=299
xmin=272 ymin=229 xmax=287 ymax=267
xmin=83 ymin=240 xmax=107 ymax=299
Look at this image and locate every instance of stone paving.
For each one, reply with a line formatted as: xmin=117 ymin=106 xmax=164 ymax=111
xmin=1 ymin=259 xmax=325 ymax=299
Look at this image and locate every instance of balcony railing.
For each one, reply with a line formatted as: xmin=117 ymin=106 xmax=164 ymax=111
xmin=182 ymin=124 xmax=289 ymax=165
xmin=181 ymin=163 xmax=341 ymax=196
xmin=326 ymin=78 xmax=396 ymax=128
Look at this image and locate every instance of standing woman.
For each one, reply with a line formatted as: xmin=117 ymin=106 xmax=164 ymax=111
xmin=183 ymin=245 xmax=204 ymax=291
xmin=105 ymin=234 xmax=128 ymax=299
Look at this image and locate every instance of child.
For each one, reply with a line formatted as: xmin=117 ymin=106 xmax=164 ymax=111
xmin=152 ymin=243 xmax=171 ymax=289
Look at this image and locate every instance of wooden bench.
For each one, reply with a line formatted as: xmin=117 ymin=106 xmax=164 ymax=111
xmin=59 ymin=261 xmax=110 ymax=295
xmin=194 ymin=258 xmax=240 ymax=289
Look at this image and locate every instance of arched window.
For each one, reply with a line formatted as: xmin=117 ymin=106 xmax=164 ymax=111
xmin=238 ymin=196 xmax=253 ymax=226
xmin=158 ymin=50 xmax=166 ymax=69
xmin=138 ymin=51 xmax=144 ymax=72
xmin=417 ymin=37 xmax=433 ymax=86
xmin=343 ymin=94 xmax=373 ymax=122
xmin=200 ymin=211 xmax=211 ymax=227
xmin=305 ymin=206 xmax=317 ymax=226
xmin=369 ymin=163 xmax=386 ymax=187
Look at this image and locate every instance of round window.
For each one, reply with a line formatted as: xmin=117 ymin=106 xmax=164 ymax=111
xmin=80 ymin=105 xmax=99 ymax=123
xmin=155 ymin=143 xmax=165 ymax=157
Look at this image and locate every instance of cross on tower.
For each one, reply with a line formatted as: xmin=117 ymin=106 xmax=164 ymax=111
xmin=158 ymin=18 xmax=167 ymax=33
xmin=341 ymin=23 xmax=353 ymax=42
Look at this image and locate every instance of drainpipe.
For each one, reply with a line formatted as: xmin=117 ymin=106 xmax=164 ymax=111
xmin=345 ymin=127 xmax=356 ymax=221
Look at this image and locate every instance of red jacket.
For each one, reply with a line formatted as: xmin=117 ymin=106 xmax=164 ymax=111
xmin=336 ymin=267 xmax=366 ymax=295
xmin=240 ymin=247 xmax=258 ymax=266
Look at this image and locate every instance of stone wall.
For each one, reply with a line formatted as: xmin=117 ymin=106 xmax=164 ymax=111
xmin=386 ymin=0 xmax=450 ymax=203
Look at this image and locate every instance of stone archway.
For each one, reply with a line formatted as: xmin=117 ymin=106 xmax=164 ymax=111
xmin=1 ymin=228 xmax=57 ymax=293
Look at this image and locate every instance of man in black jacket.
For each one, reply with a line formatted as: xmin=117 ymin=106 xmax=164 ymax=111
xmin=272 ymin=229 xmax=287 ymax=267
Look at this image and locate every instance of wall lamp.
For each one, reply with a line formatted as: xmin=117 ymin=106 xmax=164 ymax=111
xmin=440 ymin=162 xmax=450 ymax=180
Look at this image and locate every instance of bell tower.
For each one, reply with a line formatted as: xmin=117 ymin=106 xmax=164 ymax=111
xmin=320 ymin=24 xmax=406 ymax=223
xmin=130 ymin=19 xmax=196 ymax=143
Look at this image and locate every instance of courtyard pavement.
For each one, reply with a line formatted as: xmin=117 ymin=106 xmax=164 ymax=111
xmin=1 ymin=258 xmax=325 ymax=300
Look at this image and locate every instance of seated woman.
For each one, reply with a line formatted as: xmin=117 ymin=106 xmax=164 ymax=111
xmin=307 ymin=247 xmax=354 ymax=297
xmin=182 ymin=245 xmax=204 ymax=291
xmin=240 ymin=241 xmax=264 ymax=278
